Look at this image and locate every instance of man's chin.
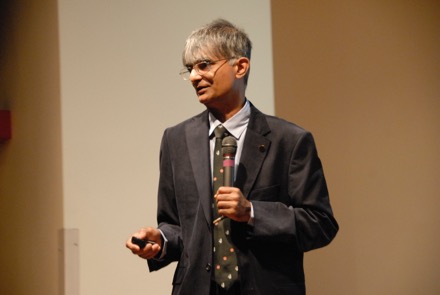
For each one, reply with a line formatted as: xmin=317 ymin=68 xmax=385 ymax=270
xmin=197 ymin=94 xmax=210 ymax=105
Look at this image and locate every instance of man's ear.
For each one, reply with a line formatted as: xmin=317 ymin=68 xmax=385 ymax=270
xmin=235 ymin=57 xmax=250 ymax=79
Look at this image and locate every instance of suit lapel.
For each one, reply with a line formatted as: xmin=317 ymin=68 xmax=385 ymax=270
xmin=184 ymin=104 xmax=271 ymax=225
xmin=185 ymin=111 xmax=212 ymax=227
xmin=235 ymin=105 xmax=271 ymax=197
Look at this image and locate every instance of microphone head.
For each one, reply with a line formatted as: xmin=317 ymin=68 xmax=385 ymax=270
xmin=222 ymin=136 xmax=237 ymax=156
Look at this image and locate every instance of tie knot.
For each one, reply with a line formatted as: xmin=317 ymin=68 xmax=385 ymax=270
xmin=214 ymin=125 xmax=228 ymax=139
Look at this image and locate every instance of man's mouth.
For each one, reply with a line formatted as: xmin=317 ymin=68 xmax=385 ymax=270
xmin=196 ymin=85 xmax=208 ymax=95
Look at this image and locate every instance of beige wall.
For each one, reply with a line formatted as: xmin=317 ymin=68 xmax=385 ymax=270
xmin=0 ymin=0 xmax=63 ymax=294
xmin=272 ymin=1 xmax=440 ymax=294
xmin=57 ymin=1 xmax=273 ymax=294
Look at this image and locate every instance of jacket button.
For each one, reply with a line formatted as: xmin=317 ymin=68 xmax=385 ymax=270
xmin=259 ymin=145 xmax=266 ymax=152
xmin=205 ymin=263 xmax=212 ymax=272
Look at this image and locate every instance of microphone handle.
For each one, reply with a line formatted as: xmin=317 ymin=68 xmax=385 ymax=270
xmin=223 ymin=155 xmax=235 ymax=187
xmin=213 ymin=155 xmax=235 ymax=225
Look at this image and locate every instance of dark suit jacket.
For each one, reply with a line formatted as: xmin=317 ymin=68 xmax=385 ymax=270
xmin=148 ymin=103 xmax=338 ymax=295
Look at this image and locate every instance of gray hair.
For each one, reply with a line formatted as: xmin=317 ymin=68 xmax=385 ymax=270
xmin=182 ymin=19 xmax=252 ymax=68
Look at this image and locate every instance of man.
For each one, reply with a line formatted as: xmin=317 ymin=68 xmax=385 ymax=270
xmin=126 ymin=19 xmax=338 ymax=295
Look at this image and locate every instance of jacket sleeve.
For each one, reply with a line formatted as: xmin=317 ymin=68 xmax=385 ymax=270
xmin=148 ymin=129 xmax=183 ymax=271
xmin=247 ymin=132 xmax=339 ymax=252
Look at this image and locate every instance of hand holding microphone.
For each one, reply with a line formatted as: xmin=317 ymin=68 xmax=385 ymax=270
xmin=213 ymin=136 xmax=237 ymax=224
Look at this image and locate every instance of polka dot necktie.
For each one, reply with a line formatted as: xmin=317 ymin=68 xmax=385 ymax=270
xmin=212 ymin=125 xmax=239 ymax=289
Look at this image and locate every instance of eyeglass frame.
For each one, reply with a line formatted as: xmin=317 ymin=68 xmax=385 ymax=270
xmin=179 ymin=57 xmax=236 ymax=81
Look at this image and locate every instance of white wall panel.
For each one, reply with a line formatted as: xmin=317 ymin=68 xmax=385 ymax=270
xmin=58 ymin=1 xmax=273 ymax=294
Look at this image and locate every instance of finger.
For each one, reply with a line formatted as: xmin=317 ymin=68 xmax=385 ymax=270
xmin=217 ymin=186 xmax=237 ymax=194
xmin=216 ymin=193 xmax=238 ymax=203
xmin=138 ymin=244 xmax=161 ymax=259
xmin=126 ymin=236 xmax=141 ymax=252
xmin=217 ymin=203 xmax=237 ymax=216
xmin=136 ymin=227 xmax=162 ymax=244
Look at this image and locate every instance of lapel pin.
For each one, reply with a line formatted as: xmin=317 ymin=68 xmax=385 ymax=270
xmin=258 ymin=145 xmax=266 ymax=152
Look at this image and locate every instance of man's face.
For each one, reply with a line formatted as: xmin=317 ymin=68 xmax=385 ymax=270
xmin=188 ymin=53 xmax=238 ymax=108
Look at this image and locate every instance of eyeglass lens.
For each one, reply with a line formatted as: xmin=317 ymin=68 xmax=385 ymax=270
xmin=180 ymin=58 xmax=231 ymax=80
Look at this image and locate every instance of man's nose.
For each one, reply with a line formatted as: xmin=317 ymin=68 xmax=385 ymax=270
xmin=189 ymin=68 xmax=202 ymax=82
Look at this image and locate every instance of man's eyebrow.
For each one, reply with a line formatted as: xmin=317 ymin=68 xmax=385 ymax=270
xmin=186 ymin=58 xmax=211 ymax=67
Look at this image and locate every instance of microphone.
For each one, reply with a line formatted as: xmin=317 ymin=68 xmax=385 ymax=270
xmin=213 ymin=136 xmax=237 ymax=225
xmin=222 ymin=136 xmax=237 ymax=187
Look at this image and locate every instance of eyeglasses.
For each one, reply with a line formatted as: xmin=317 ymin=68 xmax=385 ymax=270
xmin=179 ymin=58 xmax=235 ymax=80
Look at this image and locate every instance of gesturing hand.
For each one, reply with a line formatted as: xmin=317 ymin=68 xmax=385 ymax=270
xmin=126 ymin=227 xmax=162 ymax=260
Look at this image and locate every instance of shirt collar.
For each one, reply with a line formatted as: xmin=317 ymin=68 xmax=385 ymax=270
xmin=209 ymin=99 xmax=250 ymax=140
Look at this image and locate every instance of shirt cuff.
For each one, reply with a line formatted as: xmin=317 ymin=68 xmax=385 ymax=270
xmin=247 ymin=202 xmax=255 ymax=226
xmin=154 ymin=229 xmax=168 ymax=260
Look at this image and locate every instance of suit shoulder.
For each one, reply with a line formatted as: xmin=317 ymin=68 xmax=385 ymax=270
xmin=264 ymin=114 xmax=310 ymax=136
xmin=249 ymin=103 xmax=309 ymax=137
xmin=163 ymin=110 xmax=208 ymax=134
